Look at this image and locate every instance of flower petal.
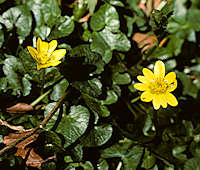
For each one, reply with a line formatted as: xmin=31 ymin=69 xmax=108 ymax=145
xmin=154 ymin=60 xmax=165 ymax=78
xmin=141 ymin=91 xmax=153 ymax=102
xmin=137 ymin=75 xmax=147 ymax=83
xmin=37 ymin=61 xmax=61 ymax=70
xmin=160 ymin=94 xmax=167 ymax=108
xmin=37 ymin=37 xmax=42 ymax=52
xmin=166 ymin=93 xmax=178 ymax=107
xmin=37 ymin=38 xmax=48 ymax=53
xmin=164 ymin=72 xmax=176 ymax=84
xmin=152 ymin=95 xmax=161 ymax=110
xmin=52 ymin=49 xmax=66 ymax=60
xmin=40 ymin=41 xmax=49 ymax=53
xmin=48 ymin=60 xmax=61 ymax=67
xmin=142 ymin=68 xmax=154 ymax=79
xmin=167 ymin=79 xmax=177 ymax=92
xmin=27 ymin=46 xmax=38 ymax=61
xmin=134 ymin=83 xmax=148 ymax=91
xmin=48 ymin=40 xmax=57 ymax=55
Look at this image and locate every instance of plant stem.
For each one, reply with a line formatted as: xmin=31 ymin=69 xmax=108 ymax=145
xmin=30 ymin=89 xmax=52 ymax=107
xmin=116 ymin=161 xmax=122 ymax=170
xmin=153 ymin=109 xmax=160 ymax=136
xmin=125 ymin=101 xmax=138 ymax=120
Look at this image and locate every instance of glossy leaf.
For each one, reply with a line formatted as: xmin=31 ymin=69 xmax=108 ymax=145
xmin=56 ymin=105 xmax=90 ymax=147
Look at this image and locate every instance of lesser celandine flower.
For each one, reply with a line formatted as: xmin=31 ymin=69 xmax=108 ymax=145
xmin=134 ymin=60 xmax=178 ymax=110
xmin=27 ymin=38 xmax=66 ymax=70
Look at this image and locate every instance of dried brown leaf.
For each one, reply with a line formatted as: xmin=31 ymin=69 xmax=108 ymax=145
xmin=132 ymin=33 xmax=157 ymax=53
xmin=3 ymin=132 xmax=45 ymax=168
xmin=6 ymin=103 xmax=34 ymax=113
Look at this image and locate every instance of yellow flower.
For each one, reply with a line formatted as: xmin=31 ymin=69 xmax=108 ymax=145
xmin=27 ymin=38 xmax=66 ymax=70
xmin=134 ymin=60 xmax=178 ymax=110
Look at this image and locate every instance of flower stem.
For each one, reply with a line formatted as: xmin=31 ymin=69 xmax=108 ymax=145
xmin=125 ymin=101 xmax=138 ymax=120
xmin=153 ymin=109 xmax=160 ymax=136
xmin=30 ymin=89 xmax=52 ymax=107
xmin=116 ymin=161 xmax=122 ymax=170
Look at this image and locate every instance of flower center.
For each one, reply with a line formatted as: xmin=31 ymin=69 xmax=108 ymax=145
xmin=38 ymin=52 xmax=51 ymax=64
xmin=149 ymin=78 xmax=168 ymax=94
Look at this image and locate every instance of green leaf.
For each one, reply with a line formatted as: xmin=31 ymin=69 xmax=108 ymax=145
xmin=22 ymin=74 xmax=32 ymax=96
xmin=101 ymin=141 xmax=143 ymax=170
xmin=176 ymin=71 xmax=198 ymax=98
xmin=104 ymin=0 xmax=124 ymax=7
xmin=90 ymin=4 xmax=119 ymax=31
xmin=0 ymin=0 xmax=6 ymax=4
xmin=101 ymin=90 xmax=118 ymax=105
xmin=87 ymin=0 xmax=96 ymax=15
xmin=25 ymin=0 xmax=61 ymax=28
xmin=48 ymin=16 xmax=74 ymax=39
xmin=3 ymin=55 xmax=33 ymax=96
xmin=50 ymin=79 xmax=69 ymax=101
xmin=184 ymin=156 xmax=200 ymax=170
xmin=56 ymin=105 xmax=90 ymax=147
xmin=187 ymin=9 xmax=200 ymax=31
xmin=97 ymin=159 xmax=109 ymax=170
xmin=113 ymin=72 xmax=131 ymax=85
xmin=0 ymin=5 xmax=32 ymax=41
xmin=123 ymin=145 xmax=144 ymax=170
xmin=141 ymin=155 xmax=156 ymax=169
xmin=72 ymin=78 xmax=102 ymax=98
xmin=91 ymin=28 xmax=131 ymax=63
xmin=172 ymin=145 xmax=187 ymax=161
xmin=34 ymin=25 xmax=51 ymax=40
xmin=80 ymin=125 xmax=113 ymax=147
xmin=0 ymin=25 xmax=4 ymax=48
xmin=80 ymin=161 xmax=94 ymax=170
xmin=82 ymin=93 xmax=110 ymax=117
xmin=73 ymin=0 xmax=88 ymax=21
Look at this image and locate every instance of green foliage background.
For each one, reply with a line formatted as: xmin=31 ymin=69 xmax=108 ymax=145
xmin=0 ymin=0 xmax=200 ymax=169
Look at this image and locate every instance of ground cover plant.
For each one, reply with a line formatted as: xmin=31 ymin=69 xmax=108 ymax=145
xmin=0 ymin=0 xmax=200 ymax=169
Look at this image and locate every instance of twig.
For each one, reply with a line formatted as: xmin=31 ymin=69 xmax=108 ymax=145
xmin=0 ymin=119 xmax=26 ymax=132
xmin=0 ymin=90 xmax=70 ymax=156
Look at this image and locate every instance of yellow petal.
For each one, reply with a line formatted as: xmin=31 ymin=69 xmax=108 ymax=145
xmin=40 ymin=41 xmax=49 ymax=53
xmin=141 ymin=91 xmax=153 ymax=102
xmin=160 ymin=94 xmax=167 ymax=108
xmin=37 ymin=60 xmax=61 ymax=70
xmin=37 ymin=63 xmax=42 ymax=70
xmin=152 ymin=95 xmax=161 ymax=110
xmin=27 ymin=46 xmax=38 ymax=61
xmin=52 ymin=49 xmax=66 ymax=60
xmin=134 ymin=83 xmax=148 ymax=91
xmin=37 ymin=37 xmax=42 ymax=52
xmin=164 ymin=72 xmax=176 ymax=84
xmin=48 ymin=60 xmax=61 ymax=67
xmin=154 ymin=60 xmax=165 ymax=78
xmin=142 ymin=68 xmax=154 ymax=79
xmin=48 ymin=40 xmax=57 ymax=55
xmin=166 ymin=93 xmax=178 ymax=107
xmin=167 ymin=79 xmax=177 ymax=92
xmin=137 ymin=75 xmax=147 ymax=83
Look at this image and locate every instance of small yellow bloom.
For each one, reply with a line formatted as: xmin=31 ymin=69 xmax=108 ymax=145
xmin=27 ymin=38 xmax=66 ymax=70
xmin=134 ymin=60 xmax=178 ymax=110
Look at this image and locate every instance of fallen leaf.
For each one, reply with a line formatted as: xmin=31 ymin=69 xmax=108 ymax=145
xmin=6 ymin=103 xmax=34 ymax=113
xmin=159 ymin=37 xmax=168 ymax=47
xmin=79 ymin=13 xmax=91 ymax=23
xmin=3 ymin=132 xmax=45 ymax=168
xmin=132 ymin=33 xmax=157 ymax=53
xmin=0 ymin=119 xmax=26 ymax=132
